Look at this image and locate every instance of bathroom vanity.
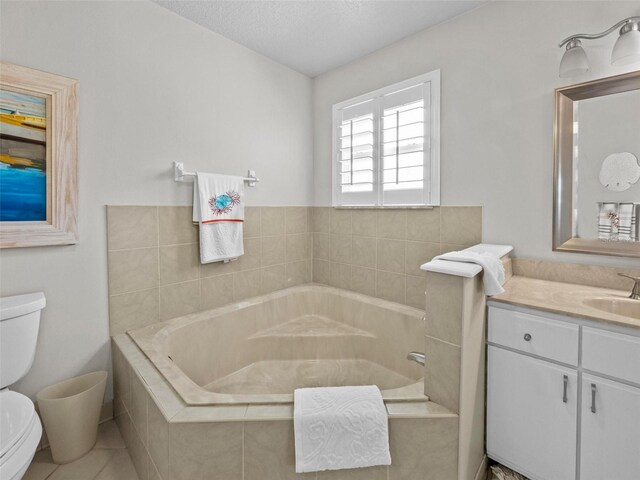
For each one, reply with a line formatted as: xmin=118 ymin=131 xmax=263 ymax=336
xmin=486 ymin=276 xmax=640 ymax=480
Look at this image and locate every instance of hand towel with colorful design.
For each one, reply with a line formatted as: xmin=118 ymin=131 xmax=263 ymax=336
xmin=193 ymin=173 xmax=244 ymax=263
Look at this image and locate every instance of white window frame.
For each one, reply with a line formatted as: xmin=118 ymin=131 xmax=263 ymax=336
xmin=331 ymin=70 xmax=440 ymax=207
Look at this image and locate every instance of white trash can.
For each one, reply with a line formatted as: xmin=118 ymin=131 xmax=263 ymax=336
xmin=36 ymin=371 xmax=107 ymax=464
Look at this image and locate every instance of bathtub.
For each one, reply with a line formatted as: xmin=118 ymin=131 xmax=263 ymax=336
xmin=128 ymin=284 xmax=426 ymax=405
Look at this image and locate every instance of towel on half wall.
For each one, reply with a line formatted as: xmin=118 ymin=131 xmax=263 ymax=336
xmin=293 ymin=385 xmax=391 ymax=473
xmin=433 ymin=250 xmax=506 ymax=295
xmin=192 ymin=172 xmax=244 ymax=263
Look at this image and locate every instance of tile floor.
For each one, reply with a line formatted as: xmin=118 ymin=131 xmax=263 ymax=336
xmin=24 ymin=420 xmax=139 ymax=480
xmin=487 ymin=463 xmax=529 ymax=480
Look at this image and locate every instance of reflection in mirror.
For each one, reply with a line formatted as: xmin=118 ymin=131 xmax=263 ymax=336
xmin=574 ymin=89 xmax=640 ymax=243
xmin=554 ymin=71 xmax=640 ymax=258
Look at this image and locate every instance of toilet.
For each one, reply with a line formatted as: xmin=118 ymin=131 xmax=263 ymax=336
xmin=0 ymin=293 xmax=46 ymax=480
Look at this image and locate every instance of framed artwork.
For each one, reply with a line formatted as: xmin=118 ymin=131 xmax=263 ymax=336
xmin=0 ymin=62 xmax=78 ymax=248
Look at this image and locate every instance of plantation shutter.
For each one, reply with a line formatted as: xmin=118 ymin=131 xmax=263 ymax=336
xmin=335 ymin=99 xmax=377 ymax=205
xmin=381 ymin=83 xmax=429 ymax=205
xmin=332 ymin=71 xmax=439 ymax=206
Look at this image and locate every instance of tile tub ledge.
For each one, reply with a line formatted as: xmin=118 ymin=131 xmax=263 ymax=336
xmin=112 ymin=333 xmax=455 ymax=424
xmin=112 ymin=334 xmax=461 ymax=480
xmin=420 ymin=243 xmax=514 ymax=277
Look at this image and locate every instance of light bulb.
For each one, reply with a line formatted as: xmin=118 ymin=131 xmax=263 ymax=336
xmin=559 ymin=39 xmax=589 ymax=78
xmin=612 ymin=23 xmax=640 ymax=65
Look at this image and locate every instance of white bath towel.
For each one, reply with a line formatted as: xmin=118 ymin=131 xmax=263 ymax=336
xmin=294 ymin=385 xmax=391 ymax=473
xmin=618 ymin=203 xmax=634 ymax=241
xmin=434 ymin=250 xmax=506 ymax=295
xmin=634 ymin=204 xmax=640 ymax=241
xmin=192 ymin=172 xmax=244 ymax=263
xmin=598 ymin=202 xmax=618 ymax=240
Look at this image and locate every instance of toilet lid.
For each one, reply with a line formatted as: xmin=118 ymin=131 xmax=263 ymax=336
xmin=0 ymin=390 xmax=36 ymax=460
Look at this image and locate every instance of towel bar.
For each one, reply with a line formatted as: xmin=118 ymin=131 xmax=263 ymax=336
xmin=173 ymin=161 xmax=259 ymax=187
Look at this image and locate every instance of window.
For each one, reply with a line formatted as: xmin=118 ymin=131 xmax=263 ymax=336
xmin=332 ymin=70 xmax=440 ymax=207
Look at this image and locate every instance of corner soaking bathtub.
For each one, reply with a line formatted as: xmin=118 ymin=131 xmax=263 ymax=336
xmin=128 ymin=284 xmax=426 ymax=405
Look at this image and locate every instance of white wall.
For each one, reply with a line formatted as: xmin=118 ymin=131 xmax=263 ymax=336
xmin=0 ymin=0 xmax=313 ymax=400
xmin=312 ymin=1 xmax=640 ymax=268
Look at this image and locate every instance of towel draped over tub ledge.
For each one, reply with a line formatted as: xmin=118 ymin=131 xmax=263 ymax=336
xmin=293 ymin=385 xmax=391 ymax=473
xmin=433 ymin=250 xmax=506 ymax=295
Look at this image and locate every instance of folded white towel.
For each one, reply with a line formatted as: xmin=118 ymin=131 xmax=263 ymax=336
xmin=434 ymin=250 xmax=505 ymax=295
xmin=294 ymin=385 xmax=391 ymax=473
xmin=193 ymin=173 xmax=244 ymax=264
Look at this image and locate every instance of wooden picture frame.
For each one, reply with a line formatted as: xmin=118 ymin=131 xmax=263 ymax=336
xmin=0 ymin=62 xmax=78 ymax=248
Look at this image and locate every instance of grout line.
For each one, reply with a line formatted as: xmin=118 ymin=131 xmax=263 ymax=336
xmin=241 ymin=422 xmax=245 ymax=480
xmin=426 ymin=334 xmax=462 ymax=349
xmin=43 ymin=464 xmax=59 ymax=479
xmin=107 ymin=245 xmax=161 ymax=253
xmin=88 ymin=449 xmax=117 ymax=480
xmin=107 ymin=285 xmax=156 ymax=299
xmin=198 ymin=269 xmax=204 ymax=312
xmin=111 ymin=257 xmax=313 ymax=300
xmin=111 ymin=240 xmax=225 ymax=253
xmin=404 ymin=215 xmax=408 ymax=305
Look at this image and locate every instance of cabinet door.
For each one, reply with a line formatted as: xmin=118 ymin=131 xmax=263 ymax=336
xmin=487 ymin=346 xmax=578 ymax=480
xmin=580 ymin=374 xmax=640 ymax=480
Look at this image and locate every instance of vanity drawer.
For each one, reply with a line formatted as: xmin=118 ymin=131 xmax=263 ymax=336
xmin=582 ymin=327 xmax=640 ymax=385
xmin=488 ymin=307 xmax=579 ymax=365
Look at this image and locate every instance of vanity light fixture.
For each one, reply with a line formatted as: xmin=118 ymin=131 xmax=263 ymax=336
xmin=559 ymin=16 xmax=640 ymax=77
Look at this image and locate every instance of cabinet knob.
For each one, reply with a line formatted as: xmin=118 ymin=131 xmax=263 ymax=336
xmin=524 ymin=333 xmax=532 ymax=341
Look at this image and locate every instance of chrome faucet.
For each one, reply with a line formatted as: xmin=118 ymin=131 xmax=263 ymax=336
xmin=406 ymin=352 xmax=426 ymax=366
xmin=618 ymin=273 xmax=640 ymax=300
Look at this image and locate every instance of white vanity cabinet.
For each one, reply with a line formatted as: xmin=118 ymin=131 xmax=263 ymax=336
xmin=579 ymin=374 xmax=640 ymax=480
xmin=487 ymin=304 xmax=640 ymax=480
xmin=487 ymin=347 xmax=578 ymax=480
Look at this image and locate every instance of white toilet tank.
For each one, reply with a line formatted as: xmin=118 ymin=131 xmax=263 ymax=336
xmin=0 ymin=293 xmax=45 ymax=389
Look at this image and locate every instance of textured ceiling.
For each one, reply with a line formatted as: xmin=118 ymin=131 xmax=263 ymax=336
xmin=154 ymin=0 xmax=486 ymax=77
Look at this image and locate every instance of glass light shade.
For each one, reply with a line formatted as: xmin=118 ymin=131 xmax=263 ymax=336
xmin=612 ymin=28 xmax=640 ymax=65
xmin=559 ymin=45 xmax=590 ymax=78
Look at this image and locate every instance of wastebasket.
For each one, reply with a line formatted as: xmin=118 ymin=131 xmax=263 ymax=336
xmin=36 ymin=371 xmax=107 ymax=464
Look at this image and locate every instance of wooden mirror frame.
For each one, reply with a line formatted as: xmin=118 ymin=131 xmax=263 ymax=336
xmin=0 ymin=63 xmax=78 ymax=248
xmin=553 ymin=70 xmax=640 ymax=258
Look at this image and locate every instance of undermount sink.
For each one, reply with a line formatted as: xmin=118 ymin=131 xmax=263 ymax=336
xmin=583 ymin=297 xmax=640 ymax=320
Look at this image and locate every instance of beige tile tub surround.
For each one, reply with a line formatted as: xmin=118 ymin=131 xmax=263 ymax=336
xmin=311 ymin=207 xmax=482 ymax=309
xmin=424 ymin=271 xmax=488 ymax=480
xmin=112 ymin=334 xmax=460 ymax=480
xmin=106 ymin=204 xmax=483 ymax=479
xmin=107 ymin=206 xmax=312 ymax=334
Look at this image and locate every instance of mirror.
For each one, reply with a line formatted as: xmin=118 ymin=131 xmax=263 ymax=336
xmin=554 ymin=71 xmax=640 ymax=258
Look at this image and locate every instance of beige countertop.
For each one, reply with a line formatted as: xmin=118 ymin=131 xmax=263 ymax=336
xmin=489 ymin=276 xmax=640 ymax=329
